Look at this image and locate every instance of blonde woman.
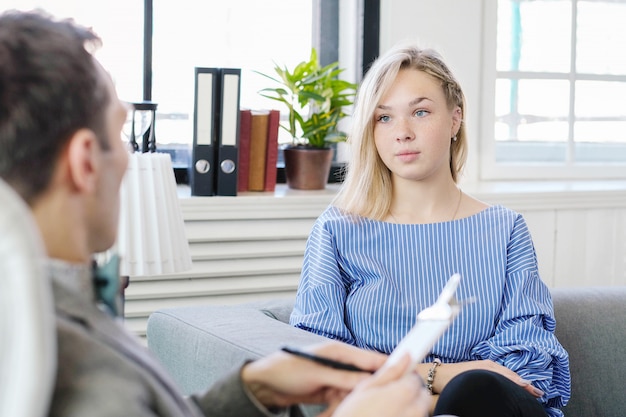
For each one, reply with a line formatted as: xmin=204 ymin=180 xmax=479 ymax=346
xmin=290 ymin=43 xmax=570 ymax=417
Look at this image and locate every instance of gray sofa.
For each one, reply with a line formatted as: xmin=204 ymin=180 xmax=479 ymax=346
xmin=147 ymin=287 xmax=626 ymax=417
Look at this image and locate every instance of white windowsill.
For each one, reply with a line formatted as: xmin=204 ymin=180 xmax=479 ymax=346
xmin=176 ymin=179 xmax=626 ymax=217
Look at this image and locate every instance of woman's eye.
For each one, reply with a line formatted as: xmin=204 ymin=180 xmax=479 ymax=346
xmin=414 ymin=109 xmax=428 ymax=117
xmin=377 ymin=114 xmax=390 ymax=123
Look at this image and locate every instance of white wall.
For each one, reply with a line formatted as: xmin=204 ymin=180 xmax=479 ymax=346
xmin=379 ymin=0 xmax=485 ymax=182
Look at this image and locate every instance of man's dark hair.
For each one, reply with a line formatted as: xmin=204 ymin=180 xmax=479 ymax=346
xmin=0 ymin=10 xmax=111 ymax=204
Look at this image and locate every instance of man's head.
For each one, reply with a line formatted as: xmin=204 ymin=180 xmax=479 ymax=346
xmin=0 ymin=10 xmax=129 ymax=259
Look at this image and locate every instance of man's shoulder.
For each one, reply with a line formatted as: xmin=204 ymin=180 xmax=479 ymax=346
xmin=51 ymin=308 xmax=205 ymax=417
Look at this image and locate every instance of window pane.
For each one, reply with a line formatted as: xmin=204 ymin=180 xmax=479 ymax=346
xmin=516 ymin=121 xmax=569 ymax=142
xmin=575 ymin=80 xmax=626 ymax=119
xmin=574 ymin=137 xmax=626 ymax=163
xmin=577 ymin=1 xmax=626 ymax=75
xmin=4 ymin=1 xmax=143 ymax=103
xmin=496 ymin=79 xmax=570 ymax=141
xmin=497 ymin=0 xmax=571 ymax=73
xmin=152 ymin=0 xmax=313 ymax=151
xmin=574 ymin=80 xmax=626 ymax=161
xmin=574 ymin=121 xmax=626 ymax=143
xmin=518 ymin=79 xmax=570 ymax=119
xmin=495 ymin=78 xmax=570 ymax=163
xmin=495 ymin=141 xmax=567 ymax=163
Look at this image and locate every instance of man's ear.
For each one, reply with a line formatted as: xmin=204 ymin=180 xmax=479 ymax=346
xmin=65 ymin=129 xmax=100 ymax=194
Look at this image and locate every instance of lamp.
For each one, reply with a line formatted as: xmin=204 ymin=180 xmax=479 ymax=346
xmin=116 ymin=151 xmax=192 ymax=277
xmin=95 ymin=101 xmax=191 ymax=317
xmin=115 ymin=99 xmax=192 ymax=277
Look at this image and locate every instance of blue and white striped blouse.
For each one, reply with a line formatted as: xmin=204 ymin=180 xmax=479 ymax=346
xmin=290 ymin=204 xmax=571 ymax=417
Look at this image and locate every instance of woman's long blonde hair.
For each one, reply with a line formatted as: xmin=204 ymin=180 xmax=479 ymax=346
xmin=333 ymin=43 xmax=467 ymax=220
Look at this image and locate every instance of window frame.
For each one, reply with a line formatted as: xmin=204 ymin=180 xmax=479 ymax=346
xmin=480 ymin=0 xmax=626 ymax=181
xmin=144 ymin=0 xmax=380 ymax=183
xmin=142 ymin=0 xmax=325 ymax=179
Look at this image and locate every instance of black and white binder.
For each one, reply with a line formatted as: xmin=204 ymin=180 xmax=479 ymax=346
xmin=190 ymin=67 xmax=218 ymax=196
xmin=214 ymin=68 xmax=241 ymax=196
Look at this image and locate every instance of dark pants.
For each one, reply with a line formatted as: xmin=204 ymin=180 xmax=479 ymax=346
xmin=434 ymin=370 xmax=548 ymax=417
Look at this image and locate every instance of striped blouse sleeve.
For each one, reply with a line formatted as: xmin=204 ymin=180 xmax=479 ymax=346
xmin=289 ymin=215 xmax=356 ymax=345
xmin=471 ymin=214 xmax=571 ymax=412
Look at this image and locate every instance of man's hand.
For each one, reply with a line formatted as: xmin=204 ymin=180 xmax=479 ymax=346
xmin=326 ymin=353 xmax=429 ymax=417
xmin=242 ymin=342 xmax=429 ymax=417
xmin=241 ymin=341 xmax=386 ymax=408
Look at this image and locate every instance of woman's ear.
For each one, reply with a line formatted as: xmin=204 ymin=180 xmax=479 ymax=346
xmin=65 ymin=129 xmax=100 ymax=194
xmin=451 ymin=106 xmax=462 ymax=137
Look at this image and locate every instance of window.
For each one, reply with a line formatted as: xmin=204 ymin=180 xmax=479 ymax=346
xmin=152 ymin=0 xmax=314 ymax=156
xmin=482 ymin=0 xmax=626 ymax=180
xmin=6 ymin=1 xmax=316 ymax=166
xmin=5 ymin=1 xmax=144 ymax=102
xmin=5 ymin=1 xmax=375 ymax=181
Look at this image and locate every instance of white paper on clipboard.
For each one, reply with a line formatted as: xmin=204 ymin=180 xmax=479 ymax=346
xmin=383 ymin=273 xmax=463 ymax=371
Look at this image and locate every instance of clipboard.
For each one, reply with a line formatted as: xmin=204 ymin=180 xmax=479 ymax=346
xmin=383 ymin=273 xmax=464 ymax=371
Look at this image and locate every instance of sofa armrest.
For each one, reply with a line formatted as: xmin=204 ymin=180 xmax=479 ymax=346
xmin=147 ymin=298 xmax=329 ymax=396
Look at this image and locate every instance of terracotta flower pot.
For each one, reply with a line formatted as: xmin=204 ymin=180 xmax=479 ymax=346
xmin=283 ymin=147 xmax=334 ymax=190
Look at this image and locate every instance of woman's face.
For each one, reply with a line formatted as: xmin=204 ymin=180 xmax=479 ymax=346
xmin=373 ymin=68 xmax=460 ymax=185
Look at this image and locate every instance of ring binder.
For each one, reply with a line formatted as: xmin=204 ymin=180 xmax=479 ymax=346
xmin=215 ymin=68 xmax=241 ymax=196
xmin=190 ymin=67 xmax=218 ymax=196
xmin=190 ymin=67 xmax=242 ymax=196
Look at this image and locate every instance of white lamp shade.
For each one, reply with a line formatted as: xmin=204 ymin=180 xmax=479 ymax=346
xmin=117 ymin=152 xmax=192 ymax=276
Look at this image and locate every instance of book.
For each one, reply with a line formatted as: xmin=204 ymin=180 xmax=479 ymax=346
xmin=264 ymin=110 xmax=280 ymax=192
xmin=248 ymin=111 xmax=270 ymax=191
xmin=237 ymin=109 xmax=253 ymax=193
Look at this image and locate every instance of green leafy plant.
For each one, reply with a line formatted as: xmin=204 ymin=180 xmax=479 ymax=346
xmin=256 ymin=48 xmax=357 ymax=149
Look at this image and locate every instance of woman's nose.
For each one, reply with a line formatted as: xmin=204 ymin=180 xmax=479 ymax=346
xmin=395 ymin=118 xmax=415 ymax=142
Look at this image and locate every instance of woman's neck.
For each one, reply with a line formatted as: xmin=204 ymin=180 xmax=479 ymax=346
xmin=388 ymin=177 xmax=462 ymax=224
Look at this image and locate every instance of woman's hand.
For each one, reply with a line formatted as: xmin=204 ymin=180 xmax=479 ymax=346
xmin=424 ymin=359 xmax=544 ymax=398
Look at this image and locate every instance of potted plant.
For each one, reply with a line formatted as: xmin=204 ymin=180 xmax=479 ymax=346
xmin=257 ymin=48 xmax=356 ymax=189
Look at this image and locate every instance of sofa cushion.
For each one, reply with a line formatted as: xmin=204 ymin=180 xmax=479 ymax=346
xmin=256 ymin=298 xmax=295 ymax=323
xmin=551 ymin=286 xmax=626 ymax=417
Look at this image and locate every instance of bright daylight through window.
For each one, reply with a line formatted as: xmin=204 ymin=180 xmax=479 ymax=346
xmin=5 ymin=0 xmax=313 ymax=169
xmin=152 ymin=0 xmax=313 ymax=161
xmin=5 ymin=1 xmax=145 ymax=102
xmin=492 ymin=0 xmax=626 ymax=178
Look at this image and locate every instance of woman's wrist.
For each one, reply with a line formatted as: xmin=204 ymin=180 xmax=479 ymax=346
xmin=426 ymin=358 xmax=442 ymax=395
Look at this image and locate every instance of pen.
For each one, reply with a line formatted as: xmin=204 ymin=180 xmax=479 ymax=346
xmin=281 ymin=346 xmax=372 ymax=373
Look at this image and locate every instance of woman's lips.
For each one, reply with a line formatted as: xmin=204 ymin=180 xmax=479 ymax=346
xmin=396 ymin=150 xmax=420 ymax=162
